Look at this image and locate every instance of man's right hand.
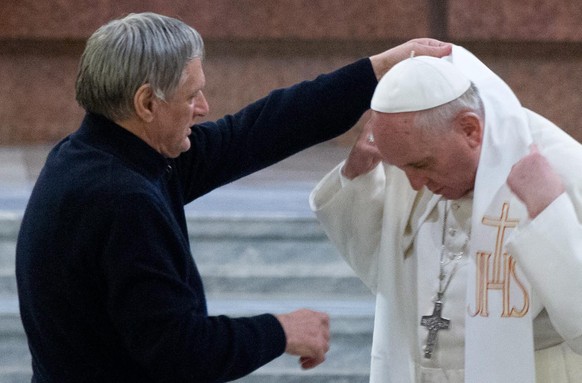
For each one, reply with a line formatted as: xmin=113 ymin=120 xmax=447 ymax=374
xmin=275 ymin=309 xmax=330 ymax=369
xmin=369 ymin=38 xmax=453 ymax=80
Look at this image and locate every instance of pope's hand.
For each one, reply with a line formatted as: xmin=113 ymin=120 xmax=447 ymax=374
xmin=507 ymin=145 xmax=565 ymax=218
xmin=342 ymin=119 xmax=382 ymax=180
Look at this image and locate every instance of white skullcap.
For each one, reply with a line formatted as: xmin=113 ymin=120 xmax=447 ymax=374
xmin=371 ymin=55 xmax=471 ymax=113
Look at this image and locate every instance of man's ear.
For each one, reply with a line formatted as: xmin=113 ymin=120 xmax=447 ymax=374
xmin=456 ymin=112 xmax=483 ymax=148
xmin=133 ymin=84 xmax=157 ymax=123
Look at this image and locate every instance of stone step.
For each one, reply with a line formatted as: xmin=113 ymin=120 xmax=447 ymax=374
xmin=235 ymin=369 xmax=369 ymax=383
xmin=0 ymin=297 xmax=375 ymax=336
xmin=0 ymin=262 xmax=368 ymax=298
xmin=0 ymin=214 xmax=342 ymax=267
xmin=0 ymin=369 xmax=371 ymax=383
xmin=0 ymin=371 xmax=369 ymax=383
xmin=0 ymin=213 xmax=20 ymax=276
xmin=0 ymin=296 xmax=373 ymax=383
xmin=0 ymin=148 xmax=375 ymax=382
xmin=200 ymin=262 xmax=369 ymax=297
xmin=0 ymin=268 xmax=369 ymax=298
xmin=190 ymin=233 xmax=340 ymax=266
xmin=0 ymin=214 xmax=370 ymax=298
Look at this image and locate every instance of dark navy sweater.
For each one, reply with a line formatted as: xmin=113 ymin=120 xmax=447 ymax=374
xmin=16 ymin=58 xmax=377 ymax=382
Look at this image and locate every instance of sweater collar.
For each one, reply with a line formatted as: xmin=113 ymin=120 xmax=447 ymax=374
xmin=75 ymin=113 xmax=170 ymax=180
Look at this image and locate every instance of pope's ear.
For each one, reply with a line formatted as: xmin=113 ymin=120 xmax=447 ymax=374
xmin=133 ymin=84 xmax=157 ymax=123
xmin=455 ymin=112 xmax=483 ymax=148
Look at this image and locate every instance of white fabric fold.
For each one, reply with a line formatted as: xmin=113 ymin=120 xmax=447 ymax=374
xmin=448 ymin=46 xmax=535 ymax=382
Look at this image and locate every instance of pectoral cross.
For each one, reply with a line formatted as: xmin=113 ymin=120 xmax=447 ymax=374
xmin=420 ymin=300 xmax=450 ymax=359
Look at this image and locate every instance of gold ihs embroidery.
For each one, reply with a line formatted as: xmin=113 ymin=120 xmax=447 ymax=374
xmin=469 ymin=202 xmax=530 ymax=318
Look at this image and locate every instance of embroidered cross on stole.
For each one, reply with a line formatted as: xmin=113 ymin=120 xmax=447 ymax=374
xmin=465 ymin=186 xmax=534 ymax=383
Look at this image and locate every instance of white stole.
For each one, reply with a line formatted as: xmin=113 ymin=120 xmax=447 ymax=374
xmin=448 ymin=46 xmax=535 ymax=382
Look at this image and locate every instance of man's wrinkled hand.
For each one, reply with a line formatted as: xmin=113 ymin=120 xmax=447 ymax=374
xmin=370 ymin=38 xmax=453 ymax=80
xmin=275 ymin=309 xmax=330 ymax=369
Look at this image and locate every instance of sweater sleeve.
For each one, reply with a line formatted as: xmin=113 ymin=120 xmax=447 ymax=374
xmin=101 ymin=193 xmax=286 ymax=382
xmin=176 ymin=58 xmax=377 ymax=202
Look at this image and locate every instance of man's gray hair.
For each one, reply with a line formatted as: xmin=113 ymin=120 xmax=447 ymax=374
xmin=413 ymin=82 xmax=485 ymax=134
xmin=76 ymin=12 xmax=205 ymax=121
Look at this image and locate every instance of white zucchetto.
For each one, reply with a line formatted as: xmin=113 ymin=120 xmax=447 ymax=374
xmin=371 ymin=55 xmax=471 ymax=113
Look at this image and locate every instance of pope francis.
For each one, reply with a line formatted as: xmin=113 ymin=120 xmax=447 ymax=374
xmin=309 ymin=46 xmax=582 ymax=382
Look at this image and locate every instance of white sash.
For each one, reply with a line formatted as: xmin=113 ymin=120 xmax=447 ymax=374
xmin=448 ymin=46 xmax=535 ymax=382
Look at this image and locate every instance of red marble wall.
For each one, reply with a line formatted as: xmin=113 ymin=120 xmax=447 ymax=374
xmin=0 ymin=0 xmax=429 ymax=40
xmin=0 ymin=0 xmax=581 ymax=145
xmin=448 ymin=0 xmax=582 ymax=143
xmin=449 ymin=0 xmax=582 ymax=41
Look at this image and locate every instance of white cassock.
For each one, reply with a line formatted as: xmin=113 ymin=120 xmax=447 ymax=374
xmin=309 ymin=46 xmax=582 ymax=382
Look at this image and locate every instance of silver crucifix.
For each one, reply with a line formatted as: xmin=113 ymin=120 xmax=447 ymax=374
xmin=420 ymin=300 xmax=450 ymax=359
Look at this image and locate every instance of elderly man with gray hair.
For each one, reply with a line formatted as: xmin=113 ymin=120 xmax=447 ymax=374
xmin=15 ymin=12 xmax=452 ymax=383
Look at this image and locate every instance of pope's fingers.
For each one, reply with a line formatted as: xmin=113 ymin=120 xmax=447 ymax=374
xmin=508 ymin=147 xmax=565 ymax=218
xmin=412 ymin=37 xmax=451 ymax=47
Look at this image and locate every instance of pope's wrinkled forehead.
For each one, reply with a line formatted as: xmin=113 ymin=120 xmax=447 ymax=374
xmin=371 ymin=55 xmax=471 ymax=114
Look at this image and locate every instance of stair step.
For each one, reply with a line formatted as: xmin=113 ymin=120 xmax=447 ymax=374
xmin=0 ymin=269 xmax=370 ymax=298
xmin=201 ymin=274 xmax=369 ymax=296
xmin=0 ymin=368 xmax=371 ymax=383
xmin=1 ymin=296 xmax=375 ymax=335
xmin=206 ymin=296 xmax=375 ymax=328
xmin=1 ymin=296 xmax=373 ymax=382
xmin=1 ymin=214 xmax=365 ymax=297
xmin=191 ymin=239 xmax=340 ymax=266
xmin=235 ymin=369 xmax=369 ymax=383
xmin=0 ymin=212 xmax=20 ymax=238
xmin=0 ymin=143 xmax=374 ymax=383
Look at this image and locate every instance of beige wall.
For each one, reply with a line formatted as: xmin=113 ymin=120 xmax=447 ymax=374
xmin=1 ymin=0 xmax=581 ymax=145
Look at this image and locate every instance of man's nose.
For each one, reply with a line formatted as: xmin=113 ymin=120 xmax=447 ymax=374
xmin=194 ymin=91 xmax=209 ymax=117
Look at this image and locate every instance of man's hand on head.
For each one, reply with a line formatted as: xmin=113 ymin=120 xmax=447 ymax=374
xmin=369 ymin=38 xmax=453 ymax=80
